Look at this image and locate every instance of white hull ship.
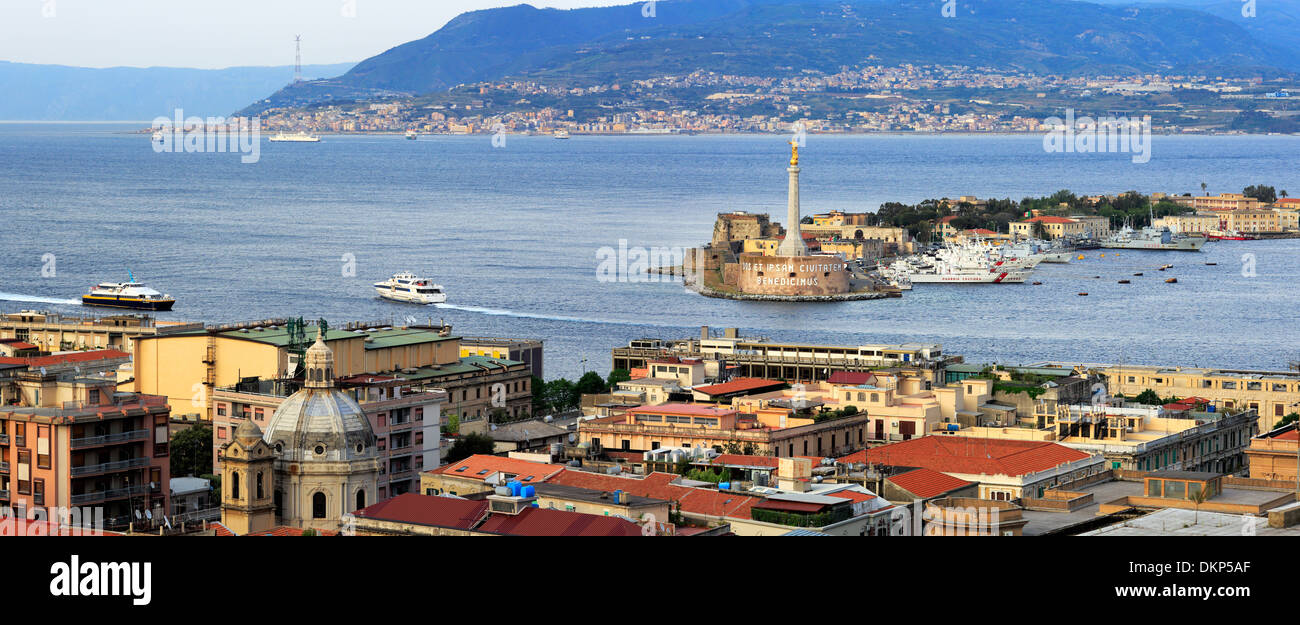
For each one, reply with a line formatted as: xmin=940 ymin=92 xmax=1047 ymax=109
xmin=82 ymin=272 xmax=174 ymax=310
xmin=269 ymin=131 xmax=321 ymax=143
xmin=374 ymin=272 xmax=446 ymax=304
xmin=554 ymin=130 xmax=571 ymax=139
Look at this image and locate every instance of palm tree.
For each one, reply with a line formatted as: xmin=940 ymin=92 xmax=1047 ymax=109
xmin=1282 ymin=190 xmax=1289 ymax=199
xmin=1190 ymin=486 xmax=1209 ymax=525
xmin=1201 ymin=182 xmax=1208 ymax=196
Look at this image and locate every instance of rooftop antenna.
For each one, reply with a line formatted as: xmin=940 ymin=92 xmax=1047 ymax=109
xmin=294 ymin=35 xmax=303 ymax=83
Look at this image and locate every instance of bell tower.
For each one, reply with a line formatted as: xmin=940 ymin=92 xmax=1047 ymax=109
xmin=220 ymin=420 xmax=276 ymax=535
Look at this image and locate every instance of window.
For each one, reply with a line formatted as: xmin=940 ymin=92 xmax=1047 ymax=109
xmin=355 ymin=489 xmax=365 ymax=511
xmin=256 ymin=471 xmax=264 ymax=499
xmin=33 ymin=479 xmax=43 ymax=506
xmin=231 ymin=471 xmax=240 ymax=500
xmin=36 ymin=426 xmax=49 ymax=469
xmin=154 ymin=416 xmax=168 ymax=457
xmin=312 ymin=492 xmax=327 ymax=519
xmin=1222 ymin=381 xmax=1237 ymax=390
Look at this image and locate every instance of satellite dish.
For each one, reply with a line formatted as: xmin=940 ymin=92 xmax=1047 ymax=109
xmin=134 ymin=510 xmax=142 ymax=519
xmin=568 ymin=433 xmax=576 ymax=443
xmin=145 ymin=510 xmax=153 ymax=520
xmin=39 ymin=367 xmax=46 ymax=375
xmin=490 ymin=424 xmax=498 ymax=431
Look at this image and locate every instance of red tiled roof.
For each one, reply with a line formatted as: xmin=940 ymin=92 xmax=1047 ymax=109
xmin=0 ymin=349 xmax=130 ymax=368
xmin=841 ymin=437 xmax=1094 ymax=478
xmin=937 ymin=216 xmax=958 ymax=224
xmin=428 ymin=454 xmax=565 ymax=483
xmin=825 ymin=489 xmax=877 ymax=504
xmin=477 ymin=506 xmax=644 ymax=536
xmin=549 ymin=469 xmax=757 ymax=520
xmin=353 ymin=493 xmax=489 ymax=530
xmin=827 ymin=371 xmax=875 ymax=386
xmin=0 ymin=340 xmax=37 ymax=349
xmin=692 ymin=378 xmax=784 ymax=397
xmin=887 ymin=468 xmax=974 ymax=498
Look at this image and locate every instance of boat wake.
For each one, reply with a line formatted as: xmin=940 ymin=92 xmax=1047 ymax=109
xmin=0 ymin=292 xmax=81 ymax=305
xmin=432 ymin=303 xmax=662 ymax=327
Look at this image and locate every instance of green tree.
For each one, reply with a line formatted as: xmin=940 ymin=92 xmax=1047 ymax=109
xmin=606 ymin=369 xmax=632 ymax=390
xmin=530 ymin=375 xmax=548 ymax=414
xmin=301 ymin=528 xmax=317 ymax=536
xmin=575 ymin=371 xmax=608 ymax=397
xmin=445 ymin=432 xmax=497 ymax=464
xmin=1274 ymin=412 xmax=1300 ymax=430
xmin=544 ymin=378 xmax=579 ymax=412
xmin=1243 ymin=184 xmax=1277 ymax=204
xmin=170 ymin=425 xmax=212 ymax=478
xmin=1133 ymin=389 xmax=1164 ymax=406
xmin=443 ymin=413 xmax=460 ymax=435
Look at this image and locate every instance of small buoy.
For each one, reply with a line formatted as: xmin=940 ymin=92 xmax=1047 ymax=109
xmin=1078 ymin=292 xmax=1089 ymax=296
xmin=1134 ymin=272 xmax=1143 ymax=276
xmin=1166 ymin=278 xmax=1177 ymax=283
xmin=1206 ymin=262 xmax=1217 ymax=266
xmin=1032 ymin=281 xmax=1043 ymax=285
xmin=1118 ymin=280 xmax=1130 ymax=284
xmin=1093 ymin=276 xmax=1101 ymax=279
xmin=1077 ymin=255 xmax=1085 ymax=260
xmin=1099 ymin=254 xmax=1105 ymax=258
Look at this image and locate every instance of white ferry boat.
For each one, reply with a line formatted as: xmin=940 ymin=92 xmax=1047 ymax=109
xmin=82 ymin=273 xmax=174 ymax=310
xmin=554 ymin=130 xmax=571 ymax=139
xmin=374 ymin=272 xmax=447 ymax=305
xmin=268 ymin=131 xmax=321 ymax=143
xmin=405 ymin=130 xmax=418 ymax=140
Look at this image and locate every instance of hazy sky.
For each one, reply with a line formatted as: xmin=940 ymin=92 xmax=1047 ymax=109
xmin=0 ymin=0 xmax=634 ymax=69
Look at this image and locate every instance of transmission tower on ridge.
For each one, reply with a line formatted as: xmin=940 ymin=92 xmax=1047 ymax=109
xmin=294 ymin=35 xmax=303 ymax=83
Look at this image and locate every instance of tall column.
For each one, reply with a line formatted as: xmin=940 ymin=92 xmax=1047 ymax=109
xmin=776 ymin=142 xmax=809 ymax=257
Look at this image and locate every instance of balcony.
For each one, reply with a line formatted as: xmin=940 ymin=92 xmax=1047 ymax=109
xmin=0 ymin=489 xmax=8 ymax=500
xmin=0 ymin=434 xmax=8 ymax=445
xmin=70 ymin=484 xmax=150 ymax=506
xmin=0 ymin=462 xmax=7 ymax=473
xmin=71 ymin=457 xmax=149 ymax=477
xmin=70 ymin=429 xmax=149 ymax=449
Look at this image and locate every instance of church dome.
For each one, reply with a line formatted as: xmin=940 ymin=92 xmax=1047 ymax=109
xmin=262 ymin=329 xmax=376 ymax=463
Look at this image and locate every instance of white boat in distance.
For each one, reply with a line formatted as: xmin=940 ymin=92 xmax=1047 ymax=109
xmin=374 ymin=272 xmax=447 ymax=305
xmin=269 ymin=131 xmax=321 ymax=143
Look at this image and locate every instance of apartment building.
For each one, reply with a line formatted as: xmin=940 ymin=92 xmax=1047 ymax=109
xmin=1245 ymin=424 xmax=1300 ymax=483
xmin=944 ymin=404 xmax=1257 ymax=475
xmin=611 ymin=327 xmax=955 ymax=386
xmin=1102 ymin=365 xmax=1300 ymax=433
xmin=1192 ymin=193 xmax=1261 ymax=212
xmin=133 ymin=319 xmax=532 ymax=422
xmin=0 ymin=371 xmax=170 ymax=531
xmin=0 ymin=310 xmax=202 ymax=355
xmin=1009 ymin=216 xmax=1088 ymax=239
xmin=578 ymin=403 xmax=870 ymax=459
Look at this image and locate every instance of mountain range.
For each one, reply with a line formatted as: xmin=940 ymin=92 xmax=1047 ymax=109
xmin=241 ymin=0 xmax=1300 ymax=115
xmin=0 ymin=62 xmax=353 ymax=121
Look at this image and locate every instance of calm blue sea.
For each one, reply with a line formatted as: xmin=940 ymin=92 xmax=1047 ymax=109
xmin=1 ymin=123 xmax=1297 ymax=380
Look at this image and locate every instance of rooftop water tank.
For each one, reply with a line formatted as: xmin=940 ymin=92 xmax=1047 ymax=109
xmin=522 ymin=485 xmax=535 ymax=498
xmin=719 ymin=482 xmax=731 ymax=490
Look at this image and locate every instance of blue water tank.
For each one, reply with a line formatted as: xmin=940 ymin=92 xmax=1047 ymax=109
xmin=719 ymin=482 xmax=731 ymax=490
xmin=1207 ymin=405 xmax=1216 ymax=413
xmin=508 ymin=480 xmax=521 ymax=496
xmin=947 ymin=423 xmax=959 ymax=431
xmin=613 ymin=489 xmax=623 ymax=504
xmin=522 ymin=485 xmax=535 ymax=498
